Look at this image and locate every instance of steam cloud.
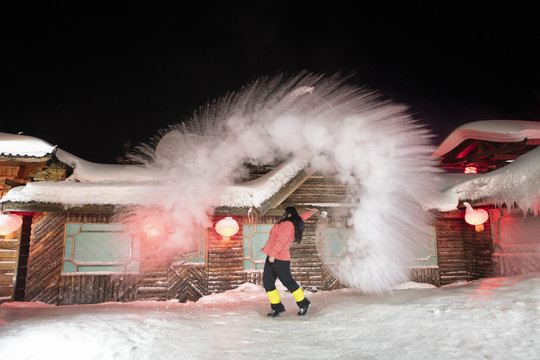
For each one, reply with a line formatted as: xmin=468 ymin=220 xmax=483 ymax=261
xmin=123 ymin=72 xmax=441 ymax=294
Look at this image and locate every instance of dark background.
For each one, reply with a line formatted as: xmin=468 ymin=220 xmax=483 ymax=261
xmin=2 ymin=4 xmax=539 ymax=163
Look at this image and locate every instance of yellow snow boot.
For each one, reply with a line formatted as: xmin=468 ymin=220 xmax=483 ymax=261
xmin=267 ymin=289 xmax=286 ymax=318
xmin=292 ymin=287 xmax=311 ymax=316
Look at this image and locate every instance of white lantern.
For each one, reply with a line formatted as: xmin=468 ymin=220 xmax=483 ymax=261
xmin=463 ymin=202 xmax=489 ymax=232
xmin=215 ymin=217 xmax=239 ymax=239
xmin=0 ymin=213 xmax=23 ymax=236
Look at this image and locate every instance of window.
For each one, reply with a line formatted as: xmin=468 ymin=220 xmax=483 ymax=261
xmin=243 ymin=224 xmax=272 ymax=270
xmin=173 ymin=228 xmax=206 ymax=264
xmin=323 ymin=228 xmax=349 ymax=264
xmin=414 ymin=226 xmax=438 ymax=267
xmin=63 ymin=223 xmax=139 ymax=274
xmin=322 ymin=226 xmax=438 ymax=267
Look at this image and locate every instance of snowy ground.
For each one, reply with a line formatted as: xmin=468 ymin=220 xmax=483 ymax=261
xmin=1 ymin=273 xmax=539 ymax=360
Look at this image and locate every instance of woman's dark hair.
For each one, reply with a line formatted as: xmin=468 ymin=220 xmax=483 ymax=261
xmin=278 ymin=206 xmax=305 ymax=243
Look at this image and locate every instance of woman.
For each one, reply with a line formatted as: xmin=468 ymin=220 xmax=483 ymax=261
xmin=262 ymin=206 xmax=317 ymax=317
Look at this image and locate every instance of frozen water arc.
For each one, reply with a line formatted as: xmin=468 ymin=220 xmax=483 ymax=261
xmin=129 ymin=72 xmax=441 ymax=294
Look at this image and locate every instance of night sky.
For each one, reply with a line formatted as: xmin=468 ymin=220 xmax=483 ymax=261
xmin=2 ymin=4 xmax=539 ymax=164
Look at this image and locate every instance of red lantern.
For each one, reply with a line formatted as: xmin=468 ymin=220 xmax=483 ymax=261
xmin=215 ymin=217 xmax=239 ymax=239
xmin=0 ymin=213 xmax=23 ymax=236
xmin=141 ymin=215 xmax=167 ymax=238
xmin=463 ymin=202 xmax=489 ymax=232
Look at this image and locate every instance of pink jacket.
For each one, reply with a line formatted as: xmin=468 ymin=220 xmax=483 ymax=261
xmin=261 ymin=211 xmax=313 ymax=261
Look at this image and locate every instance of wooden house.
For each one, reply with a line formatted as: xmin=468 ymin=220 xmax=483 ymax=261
xmin=0 ymin=139 xmax=438 ymax=305
xmin=433 ymin=120 xmax=540 ymax=280
xmin=1 ymin=120 xmax=539 ymax=305
xmin=0 ymin=132 xmax=68 ymax=303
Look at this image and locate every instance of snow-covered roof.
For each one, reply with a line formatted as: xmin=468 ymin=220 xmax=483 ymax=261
xmin=0 ymin=151 xmax=311 ymax=209
xmin=0 ymin=129 xmax=311 ymax=209
xmin=433 ymin=120 xmax=540 ymax=158
xmin=218 ymin=154 xmax=310 ymax=208
xmin=55 ymin=149 xmax=158 ymax=182
xmin=3 ymin=120 xmax=540 ymax=214
xmin=442 ymin=145 xmax=540 ymax=214
xmin=0 ymin=132 xmax=56 ymax=158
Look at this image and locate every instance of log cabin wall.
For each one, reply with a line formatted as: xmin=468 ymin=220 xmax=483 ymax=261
xmin=409 ymin=267 xmax=441 ymax=287
xmin=435 ymin=212 xmax=494 ymax=285
xmin=283 ymin=173 xmax=348 ymax=291
xmin=0 ymin=161 xmax=50 ymax=199
xmin=58 ymin=213 xmax=139 ymax=305
xmin=242 ymin=169 xmax=352 ymax=290
xmin=25 ymin=212 xmax=140 ymax=305
xmin=25 ymin=212 xmax=65 ymax=304
xmin=290 ymin=215 xmax=324 ymax=290
xmin=25 ymin=210 xmax=212 ymax=305
xmin=13 ymin=215 xmax=32 ymax=301
xmin=283 ymin=172 xmax=348 ymax=206
xmin=0 ymin=227 xmax=20 ymax=303
xmin=167 ymin=262 xmax=208 ymax=302
xmin=207 ymin=215 xmax=244 ymax=294
xmin=238 ymin=213 xmax=337 ymax=292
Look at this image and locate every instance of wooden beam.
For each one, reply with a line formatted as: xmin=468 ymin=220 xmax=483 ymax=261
xmin=456 ymin=140 xmax=528 ymax=164
xmin=213 ymin=206 xmax=249 ymax=216
xmin=439 ymin=139 xmax=476 ymax=164
xmin=1 ymin=201 xmax=116 ymax=214
xmin=0 ymin=178 xmax=24 ymax=188
xmin=258 ymin=169 xmax=315 ymax=216
xmin=0 ymin=155 xmax=52 ymax=163
xmin=526 ymin=139 xmax=540 ymax=145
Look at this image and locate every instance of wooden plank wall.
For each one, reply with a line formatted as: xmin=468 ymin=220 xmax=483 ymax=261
xmin=21 ymin=204 xmax=497 ymax=305
xmin=464 ymin=218 xmax=494 ymax=280
xmin=436 ymin=213 xmax=493 ymax=285
xmin=0 ymin=229 xmax=19 ymax=302
xmin=25 ymin=212 xmax=65 ymax=304
xmin=58 ymin=213 xmax=143 ymax=305
xmin=283 ymin=173 xmax=347 ymax=291
xmin=25 ymin=210 xmax=215 ymax=305
xmin=207 ymin=215 xmax=244 ymax=294
xmin=13 ymin=215 xmax=32 ymax=300
xmin=168 ymin=264 xmax=208 ymax=302
xmin=284 ymin=172 xmax=348 ymax=205
xmin=409 ymin=267 xmax=441 ymax=287
xmin=290 ymin=216 xmax=324 ymax=290
xmin=59 ymin=274 xmax=138 ymax=305
xmin=0 ymin=161 xmax=49 ymax=199
xmin=137 ymin=232 xmax=175 ymax=301
xmin=244 ymin=213 xmax=342 ymax=292
xmin=24 ymin=212 xmax=145 ymax=305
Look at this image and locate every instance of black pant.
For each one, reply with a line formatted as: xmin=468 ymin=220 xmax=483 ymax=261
xmin=263 ymin=256 xmax=300 ymax=294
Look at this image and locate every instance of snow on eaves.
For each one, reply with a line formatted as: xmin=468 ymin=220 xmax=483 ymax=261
xmin=55 ymin=149 xmax=158 ymax=182
xmin=441 ymin=145 xmax=540 ymax=214
xmin=433 ymin=120 xmax=540 ymax=158
xmin=1 ymin=181 xmax=154 ymax=207
xmin=1 ymin=153 xmax=312 ymax=209
xmin=0 ymin=132 xmax=56 ymax=158
xmin=219 ymin=153 xmax=311 ymax=208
